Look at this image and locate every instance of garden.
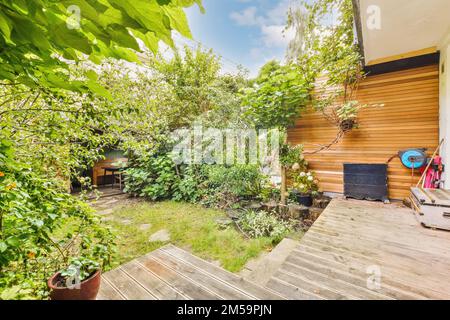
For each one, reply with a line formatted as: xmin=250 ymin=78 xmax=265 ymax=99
xmin=0 ymin=0 xmax=367 ymax=300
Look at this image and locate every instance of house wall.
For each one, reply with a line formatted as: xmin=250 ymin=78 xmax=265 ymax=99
xmin=288 ymin=64 xmax=439 ymax=200
xmin=439 ymin=32 xmax=450 ymax=188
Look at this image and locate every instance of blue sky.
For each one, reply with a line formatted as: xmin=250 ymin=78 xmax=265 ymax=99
xmin=183 ymin=0 xmax=295 ymax=77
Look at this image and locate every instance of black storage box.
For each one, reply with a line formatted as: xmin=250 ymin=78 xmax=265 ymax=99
xmin=344 ymin=163 xmax=389 ymax=203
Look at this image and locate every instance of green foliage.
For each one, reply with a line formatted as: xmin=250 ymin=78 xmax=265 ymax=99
xmin=259 ymin=180 xmax=281 ymax=203
xmin=152 ymin=46 xmax=220 ymax=127
xmin=124 ymin=151 xmax=269 ymax=209
xmin=0 ymin=0 xmax=203 ymax=95
xmin=60 ymin=257 xmax=100 ymax=283
xmin=124 ymin=154 xmax=178 ymax=201
xmin=0 ymin=140 xmax=114 ymax=299
xmin=287 ymin=0 xmax=367 ymax=128
xmin=238 ymin=210 xmax=293 ymax=243
xmin=206 ymin=165 xmax=265 ymax=198
xmin=242 ymin=61 xmax=312 ymax=129
xmin=172 ymin=166 xmax=205 ymax=203
xmin=280 ymin=143 xmax=307 ymax=169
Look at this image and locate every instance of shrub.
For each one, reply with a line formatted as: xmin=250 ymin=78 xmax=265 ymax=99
xmin=259 ymin=180 xmax=281 ymax=203
xmin=238 ymin=210 xmax=293 ymax=243
xmin=172 ymin=166 xmax=206 ymax=203
xmin=124 ymin=154 xmax=178 ymax=201
xmin=205 ymin=165 xmax=264 ymax=198
xmin=124 ymin=153 xmax=270 ymax=208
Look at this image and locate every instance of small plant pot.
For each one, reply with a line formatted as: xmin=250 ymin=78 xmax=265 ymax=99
xmin=47 ymin=270 xmax=101 ymax=300
xmin=297 ymin=194 xmax=313 ymax=207
xmin=290 ymin=190 xmax=313 ymax=207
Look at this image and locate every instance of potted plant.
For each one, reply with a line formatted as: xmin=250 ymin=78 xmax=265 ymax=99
xmin=46 ymin=210 xmax=114 ymax=300
xmin=290 ymin=171 xmax=319 ymax=207
xmin=47 ymin=257 xmax=102 ymax=300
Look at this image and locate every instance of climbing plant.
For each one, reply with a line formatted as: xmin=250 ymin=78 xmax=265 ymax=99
xmin=287 ymin=0 xmax=382 ymax=153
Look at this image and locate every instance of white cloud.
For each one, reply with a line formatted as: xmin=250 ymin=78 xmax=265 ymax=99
xmin=229 ymin=0 xmax=300 ymax=77
xmin=230 ymin=0 xmax=294 ymax=49
xmin=261 ymin=25 xmax=295 ymax=48
xmin=229 ymin=7 xmax=262 ymax=26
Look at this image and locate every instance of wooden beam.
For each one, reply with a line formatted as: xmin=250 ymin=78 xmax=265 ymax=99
xmin=366 ymin=47 xmax=438 ymax=66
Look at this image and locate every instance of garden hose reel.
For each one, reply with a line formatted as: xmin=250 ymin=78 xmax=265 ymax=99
xmin=398 ymin=149 xmax=428 ymax=169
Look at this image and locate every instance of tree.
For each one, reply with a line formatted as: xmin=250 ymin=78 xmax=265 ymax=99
xmin=0 ymin=0 xmax=204 ymax=95
xmin=241 ymin=60 xmax=313 ymax=205
xmin=152 ymin=46 xmax=222 ymax=128
xmin=242 ymin=60 xmax=312 ymax=130
xmin=0 ymin=0 xmax=203 ymax=299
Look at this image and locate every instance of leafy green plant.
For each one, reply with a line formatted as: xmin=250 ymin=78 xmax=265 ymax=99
xmin=124 ymin=154 xmax=178 ymax=201
xmin=259 ymin=181 xmax=281 ymax=203
xmin=285 ymin=0 xmax=385 ymax=153
xmin=242 ymin=61 xmax=312 ymax=130
xmin=238 ymin=210 xmax=293 ymax=243
xmin=172 ymin=166 xmax=205 ymax=203
xmin=59 ymin=257 xmax=100 ymax=284
xmin=0 ymin=0 xmax=204 ymax=95
xmin=0 ymin=140 xmax=114 ymax=299
xmin=280 ymin=143 xmax=307 ymax=169
xmin=203 ymin=165 xmax=266 ymax=208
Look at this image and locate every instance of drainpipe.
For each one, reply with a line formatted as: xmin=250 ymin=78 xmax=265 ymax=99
xmin=439 ymin=33 xmax=450 ymax=188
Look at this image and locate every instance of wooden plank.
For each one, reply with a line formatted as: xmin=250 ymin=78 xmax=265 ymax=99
xmin=160 ymin=245 xmax=284 ymax=300
xmin=290 ymin=246 xmax=432 ymax=300
xmin=280 ymin=260 xmax=391 ymax=300
xmin=288 ymin=248 xmax=426 ymax=300
xmin=97 ymin=277 xmax=126 ymax=300
xmin=120 ymin=261 xmax=188 ymax=300
xmin=273 ymin=269 xmax=352 ymax=300
xmin=137 ymin=254 xmax=221 ymax=300
xmin=296 ymin=239 xmax=450 ymax=299
xmin=366 ymin=47 xmax=437 ymax=66
xmin=265 ymin=277 xmax=324 ymax=300
xmin=149 ymin=249 xmax=253 ymax=300
xmin=308 ymin=221 xmax=450 ymax=262
xmin=102 ymin=268 xmax=157 ymax=300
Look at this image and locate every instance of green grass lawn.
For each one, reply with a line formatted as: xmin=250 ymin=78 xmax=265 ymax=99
xmin=103 ymin=200 xmax=278 ymax=272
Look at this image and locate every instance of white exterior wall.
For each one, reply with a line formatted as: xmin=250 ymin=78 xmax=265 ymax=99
xmin=439 ymin=31 xmax=450 ymax=187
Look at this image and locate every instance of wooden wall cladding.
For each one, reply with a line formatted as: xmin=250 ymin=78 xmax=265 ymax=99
xmin=287 ymin=65 xmax=439 ymax=200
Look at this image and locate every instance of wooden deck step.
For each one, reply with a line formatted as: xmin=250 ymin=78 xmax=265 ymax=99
xmin=97 ymin=245 xmax=284 ymax=300
xmin=241 ymin=238 xmax=301 ymax=287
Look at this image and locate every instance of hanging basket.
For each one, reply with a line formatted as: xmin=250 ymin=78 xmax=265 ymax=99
xmin=339 ymin=119 xmax=356 ymax=132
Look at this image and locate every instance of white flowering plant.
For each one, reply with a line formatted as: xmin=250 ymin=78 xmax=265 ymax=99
xmin=292 ymin=171 xmax=319 ymax=195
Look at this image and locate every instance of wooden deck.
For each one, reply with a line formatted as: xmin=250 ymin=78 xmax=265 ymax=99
xmin=98 ymin=199 xmax=450 ymax=300
xmin=97 ymin=244 xmax=284 ymax=300
xmin=266 ymin=199 xmax=450 ymax=300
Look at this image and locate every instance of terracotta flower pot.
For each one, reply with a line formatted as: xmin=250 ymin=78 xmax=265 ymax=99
xmin=47 ymin=270 xmax=101 ymax=300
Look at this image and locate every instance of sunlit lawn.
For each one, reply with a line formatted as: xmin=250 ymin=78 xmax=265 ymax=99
xmin=104 ymin=200 xmax=277 ymax=272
